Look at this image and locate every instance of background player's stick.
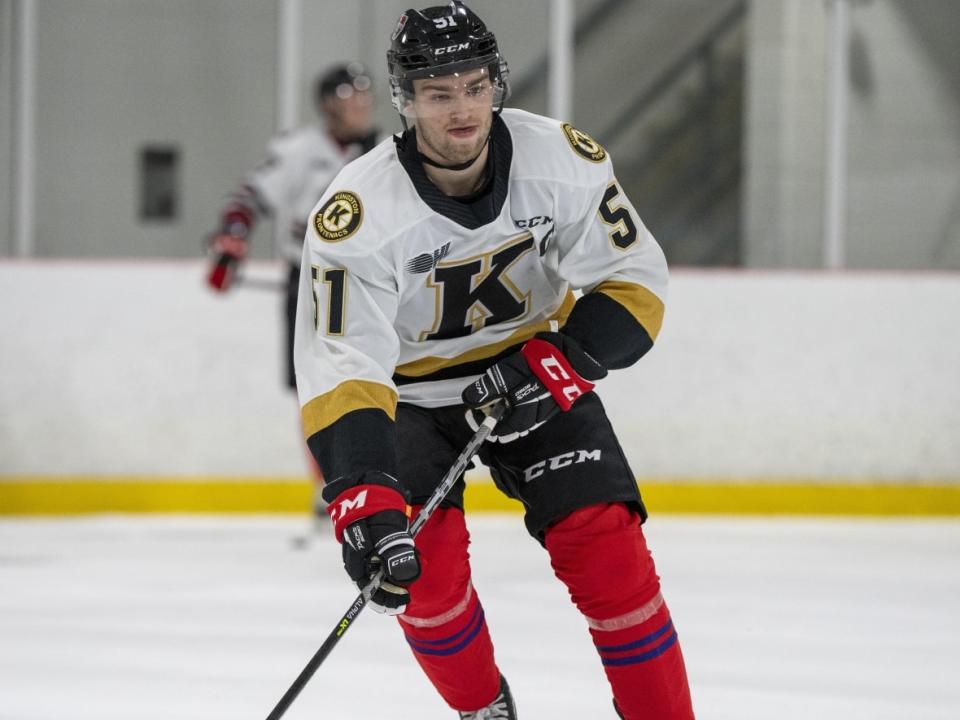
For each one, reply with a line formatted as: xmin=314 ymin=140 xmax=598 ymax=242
xmin=235 ymin=274 xmax=285 ymax=292
xmin=264 ymin=401 xmax=508 ymax=720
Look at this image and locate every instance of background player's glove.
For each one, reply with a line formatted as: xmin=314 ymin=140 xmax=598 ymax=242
xmin=205 ymin=233 xmax=248 ymax=292
xmin=462 ymin=332 xmax=607 ymax=442
xmin=321 ymin=470 xmax=421 ymax=615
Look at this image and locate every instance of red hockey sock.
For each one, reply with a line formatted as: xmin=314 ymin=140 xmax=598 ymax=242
xmin=545 ymin=503 xmax=694 ymax=719
xmin=398 ymin=506 xmax=501 ymax=712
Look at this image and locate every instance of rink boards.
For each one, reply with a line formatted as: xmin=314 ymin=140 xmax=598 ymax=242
xmin=1 ymin=261 xmax=958 ymax=516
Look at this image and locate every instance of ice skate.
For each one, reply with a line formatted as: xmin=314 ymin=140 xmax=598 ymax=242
xmin=458 ymin=675 xmax=517 ymax=719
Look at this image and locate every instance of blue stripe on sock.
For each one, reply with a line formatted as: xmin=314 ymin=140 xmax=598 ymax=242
xmin=595 ymin=619 xmax=674 ymax=654
xmin=600 ymin=631 xmax=678 ymax=667
xmin=403 ymin=603 xmax=481 ymax=647
xmin=406 ymin=608 xmax=486 ymax=657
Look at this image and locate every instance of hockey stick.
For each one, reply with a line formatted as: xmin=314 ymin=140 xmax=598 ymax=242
xmin=235 ymin=274 xmax=286 ymax=292
xmin=265 ymin=400 xmax=507 ymax=720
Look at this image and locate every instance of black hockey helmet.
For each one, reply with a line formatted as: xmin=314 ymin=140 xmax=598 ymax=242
xmin=386 ymin=1 xmax=510 ymax=118
xmin=314 ymin=62 xmax=373 ymax=103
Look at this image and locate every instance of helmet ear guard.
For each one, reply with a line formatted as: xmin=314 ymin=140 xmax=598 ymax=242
xmin=386 ymin=1 xmax=510 ymax=124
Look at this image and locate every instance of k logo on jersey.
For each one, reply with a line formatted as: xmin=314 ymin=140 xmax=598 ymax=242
xmin=561 ymin=123 xmax=607 ymax=163
xmin=421 ymin=234 xmax=535 ymax=341
xmin=314 ymin=191 xmax=363 ymax=242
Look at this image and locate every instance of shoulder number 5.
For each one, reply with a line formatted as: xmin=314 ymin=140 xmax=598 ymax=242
xmin=598 ymin=181 xmax=638 ymax=250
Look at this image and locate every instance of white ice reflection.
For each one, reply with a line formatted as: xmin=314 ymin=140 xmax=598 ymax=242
xmin=1 ymin=515 xmax=958 ymax=719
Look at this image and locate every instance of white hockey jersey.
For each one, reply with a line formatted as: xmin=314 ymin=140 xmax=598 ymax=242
xmin=295 ymin=108 xmax=667 ymax=440
xmin=243 ymin=124 xmax=375 ymax=263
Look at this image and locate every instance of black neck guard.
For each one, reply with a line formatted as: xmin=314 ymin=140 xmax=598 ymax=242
xmin=416 ymin=135 xmax=490 ymax=171
xmin=394 ymin=114 xmax=513 ymax=230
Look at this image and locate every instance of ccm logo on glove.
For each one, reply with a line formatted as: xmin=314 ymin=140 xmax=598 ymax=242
xmin=321 ymin=471 xmax=421 ymax=615
xmin=521 ymin=338 xmax=596 ymax=411
xmin=461 ymin=332 xmax=607 ymax=443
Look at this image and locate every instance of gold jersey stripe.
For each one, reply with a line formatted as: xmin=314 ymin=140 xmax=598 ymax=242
xmin=593 ymin=280 xmax=665 ymax=341
xmin=301 ymin=379 xmax=398 ymax=439
xmin=396 ymin=291 xmax=577 ymax=378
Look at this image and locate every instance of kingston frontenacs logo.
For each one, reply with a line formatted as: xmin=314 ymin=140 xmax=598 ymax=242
xmin=314 ymin=191 xmax=363 ymax=242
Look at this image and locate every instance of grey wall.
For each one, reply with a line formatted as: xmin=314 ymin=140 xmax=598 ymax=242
xmin=6 ymin=0 xmax=556 ymax=259
xmin=743 ymin=0 xmax=828 ymax=267
xmin=1 ymin=0 xmax=14 ymax=255
xmin=846 ymin=0 xmax=960 ymax=268
xmin=5 ymin=0 xmax=960 ymax=265
xmin=744 ymin=0 xmax=960 ymax=269
xmin=31 ymin=0 xmax=276 ymax=258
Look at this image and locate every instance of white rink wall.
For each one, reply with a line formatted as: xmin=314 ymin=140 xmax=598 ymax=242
xmin=1 ymin=261 xmax=958 ymax=483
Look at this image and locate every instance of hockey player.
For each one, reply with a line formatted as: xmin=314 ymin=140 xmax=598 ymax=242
xmin=206 ymin=62 xmax=379 ymax=519
xmin=294 ymin=3 xmax=694 ymax=718
xmin=207 ymin=61 xmax=378 ymax=386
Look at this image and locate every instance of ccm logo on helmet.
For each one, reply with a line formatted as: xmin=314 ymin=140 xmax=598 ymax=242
xmin=334 ymin=489 xmax=368 ymax=520
xmin=435 ymin=43 xmax=471 ymax=55
xmin=523 ymin=449 xmax=602 ymax=483
xmin=540 ymin=356 xmax=584 ymax=404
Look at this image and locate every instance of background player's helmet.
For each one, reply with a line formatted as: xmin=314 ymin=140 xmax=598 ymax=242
xmin=386 ymin=1 xmax=510 ymax=119
xmin=314 ymin=62 xmax=373 ymax=104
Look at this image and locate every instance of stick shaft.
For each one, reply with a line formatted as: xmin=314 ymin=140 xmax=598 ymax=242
xmin=264 ymin=402 xmax=505 ymax=720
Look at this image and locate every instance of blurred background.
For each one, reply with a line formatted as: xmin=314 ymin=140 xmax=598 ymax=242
xmin=1 ymin=0 xmax=958 ymax=515
xmin=4 ymin=0 xmax=960 ymax=267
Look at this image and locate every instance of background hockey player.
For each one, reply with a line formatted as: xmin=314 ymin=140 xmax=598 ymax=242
xmin=206 ymin=62 xmax=379 ymax=521
xmin=294 ymin=2 xmax=695 ymax=717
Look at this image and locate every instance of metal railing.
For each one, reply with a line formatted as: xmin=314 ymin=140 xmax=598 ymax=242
xmin=606 ymin=1 xmax=748 ymax=265
xmin=510 ymin=0 xmax=748 ymax=266
xmin=508 ymin=0 xmax=632 ymax=104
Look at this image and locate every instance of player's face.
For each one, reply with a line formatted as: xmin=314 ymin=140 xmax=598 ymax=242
xmin=410 ymin=67 xmax=495 ymax=165
xmin=321 ymin=88 xmax=374 ymax=141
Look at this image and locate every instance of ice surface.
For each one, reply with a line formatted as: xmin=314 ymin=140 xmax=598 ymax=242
xmin=1 ymin=515 xmax=958 ymax=719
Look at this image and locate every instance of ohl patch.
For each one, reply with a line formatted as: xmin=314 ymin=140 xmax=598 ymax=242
xmin=561 ymin=122 xmax=607 ymax=163
xmin=314 ymin=191 xmax=363 ymax=242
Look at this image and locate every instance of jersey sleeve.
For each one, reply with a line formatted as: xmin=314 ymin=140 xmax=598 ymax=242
xmin=216 ymin=139 xmax=292 ymax=237
xmin=293 ymin=202 xmax=401 ymax=481
xmin=553 ymin=156 xmax=668 ymax=370
xmin=242 ymin=134 xmax=302 ymax=217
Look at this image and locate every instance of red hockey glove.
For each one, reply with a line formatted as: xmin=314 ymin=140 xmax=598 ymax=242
xmin=461 ymin=332 xmax=607 ymax=442
xmin=321 ymin=470 xmax=421 ymax=615
xmin=206 ymin=233 xmax=248 ymax=292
